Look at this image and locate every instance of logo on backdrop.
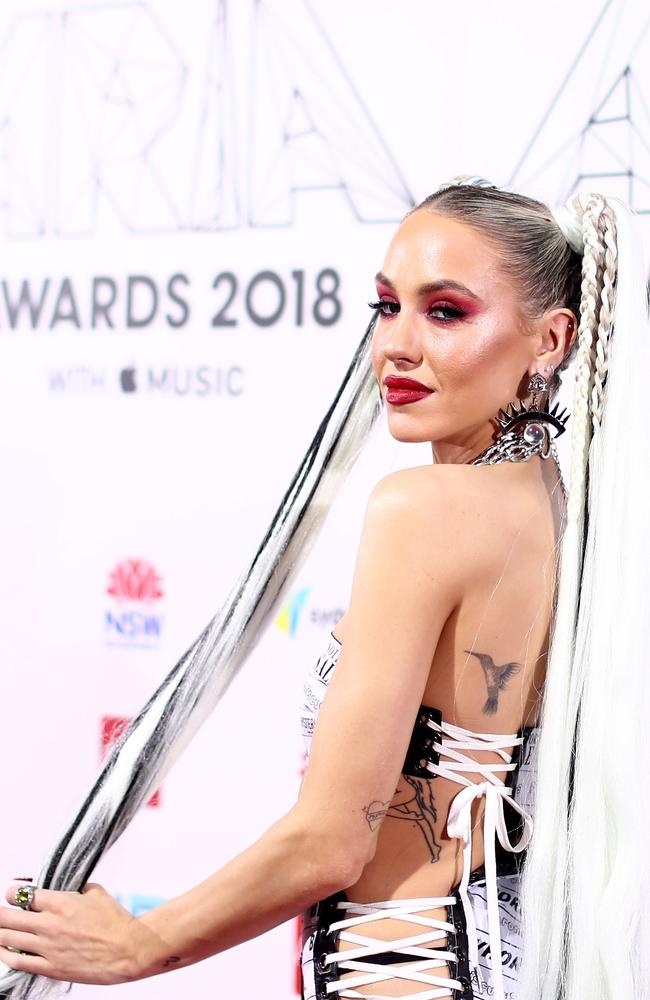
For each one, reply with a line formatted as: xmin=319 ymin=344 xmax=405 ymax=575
xmin=100 ymin=715 xmax=161 ymax=807
xmin=6 ymin=266 xmax=343 ymax=333
xmin=276 ymin=587 xmax=345 ymax=638
xmin=0 ymin=2 xmax=412 ymax=237
xmin=276 ymin=587 xmax=311 ymax=637
xmin=113 ymin=893 xmax=168 ymax=917
xmin=104 ymin=558 xmax=165 ymax=648
xmin=45 ymin=363 xmax=245 ymax=397
xmin=119 ymin=365 xmax=245 ymax=397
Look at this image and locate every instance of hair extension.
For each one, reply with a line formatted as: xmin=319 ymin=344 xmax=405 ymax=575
xmin=517 ymin=192 xmax=650 ymax=1000
xmin=0 ymin=319 xmax=382 ymax=1000
xmin=515 ymin=193 xmax=610 ymax=999
xmin=416 ymin=178 xmax=650 ymax=998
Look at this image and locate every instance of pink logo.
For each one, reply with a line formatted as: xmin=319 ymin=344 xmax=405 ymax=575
xmin=107 ymin=559 xmax=164 ymax=602
xmin=100 ymin=716 xmax=161 ymax=807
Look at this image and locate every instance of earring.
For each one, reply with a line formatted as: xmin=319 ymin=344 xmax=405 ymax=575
xmin=527 ymin=370 xmax=549 ymax=410
xmin=495 ymin=372 xmax=568 ymax=455
xmin=471 ymin=369 xmax=569 ymax=467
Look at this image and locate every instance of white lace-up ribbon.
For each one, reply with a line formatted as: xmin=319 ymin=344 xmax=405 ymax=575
xmin=428 ymin=718 xmax=533 ymax=1000
xmin=321 ymin=718 xmax=533 ymax=1000
xmin=324 ymin=897 xmax=464 ymax=999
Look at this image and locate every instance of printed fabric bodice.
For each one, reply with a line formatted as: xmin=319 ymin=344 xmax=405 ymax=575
xmin=299 ymin=631 xmax=539 ymax=1000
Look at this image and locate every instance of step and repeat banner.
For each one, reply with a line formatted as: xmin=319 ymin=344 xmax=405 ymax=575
xmin=0 ymin=1 xmax=648 ymax=997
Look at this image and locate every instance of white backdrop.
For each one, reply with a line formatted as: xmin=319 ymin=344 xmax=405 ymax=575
xmin=0 ymin=1 xmax=649 ymax=997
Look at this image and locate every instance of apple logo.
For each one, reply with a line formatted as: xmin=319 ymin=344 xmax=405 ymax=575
xmin=120 ymin=368 xmax=137 ymax=393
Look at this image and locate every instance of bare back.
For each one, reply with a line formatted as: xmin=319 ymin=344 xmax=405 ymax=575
xmin=330 ymin=457 xmax=566 ymax=991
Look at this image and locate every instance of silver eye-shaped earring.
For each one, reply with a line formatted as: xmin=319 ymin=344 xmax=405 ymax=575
xmin=488 ymin=369 xmax=569 ymax=458
xmin=490 ymin=368 xmax=568 ymax=459
xmin=471 ymin=365 xmax=569 ymax=468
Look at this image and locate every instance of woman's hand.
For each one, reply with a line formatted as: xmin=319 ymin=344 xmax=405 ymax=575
xmin=0 ymin=882 xmax=150 ymax=985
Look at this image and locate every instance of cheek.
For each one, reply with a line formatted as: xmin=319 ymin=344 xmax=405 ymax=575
xmin=431 ymin=318 xmax=518 ymax=385
xmin=370 ymin=334 xmax=385 ymax=379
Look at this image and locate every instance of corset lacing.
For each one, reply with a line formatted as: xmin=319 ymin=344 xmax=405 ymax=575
xmin=322 ymin=717 xmax=534 ymax=1000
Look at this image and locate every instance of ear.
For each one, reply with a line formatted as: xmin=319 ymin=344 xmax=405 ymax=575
xmin=533 ymin=307 xmax=577 ymax=373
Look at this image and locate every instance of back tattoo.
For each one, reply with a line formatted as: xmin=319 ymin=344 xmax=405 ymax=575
xmin=465 ymin=649 xmax=522 ymax=715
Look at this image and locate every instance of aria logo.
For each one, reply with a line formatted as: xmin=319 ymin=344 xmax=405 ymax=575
xmin=104 ymin=558 xmax=165 ymax=648
xmin=100 ymin=715 xmax=161 ymax=807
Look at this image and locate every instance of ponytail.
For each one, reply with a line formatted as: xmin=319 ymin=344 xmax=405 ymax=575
xmin=519 ymin=192 xmax=650 ymax=1000
xmin=0 ymin=322 xmax=382 ymax=1000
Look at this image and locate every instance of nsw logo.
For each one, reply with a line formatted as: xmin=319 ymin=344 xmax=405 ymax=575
xmin=104 ymin=558 xmax=165 ymax=648
xmin=100 ymin=715 xmax=161 ymax=807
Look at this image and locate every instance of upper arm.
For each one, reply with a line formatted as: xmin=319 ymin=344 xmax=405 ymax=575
xmin=291 ymin=468 xmax=466 ymax=879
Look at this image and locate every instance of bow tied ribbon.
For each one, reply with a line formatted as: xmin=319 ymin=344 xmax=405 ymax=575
xmin=446 ymin=780 xmax=533 ymax=1000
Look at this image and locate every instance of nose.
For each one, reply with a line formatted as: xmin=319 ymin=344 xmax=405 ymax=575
xmin=378 ymin=312 xmax=423 ymax=370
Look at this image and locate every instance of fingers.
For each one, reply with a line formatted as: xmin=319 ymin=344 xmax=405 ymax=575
xmin=0 ymin=943 xmax=49 ymax=977
xmin=0 ymin=927 xmax=41 ymax=957
xmin=5 ymin=884 xmax=45 ymax=912
xmin=0 ymin=905 xmax=40 ymax=932
xmin=5 ymin=882 xmax=99 ymax=911
xmin=80 ymin=882 xmax=103 ymax=895
xmin=4 ymin=884 xmax=85 ymax=913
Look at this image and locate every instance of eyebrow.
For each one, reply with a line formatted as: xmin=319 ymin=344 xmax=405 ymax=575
xmin=374 ymin=271 xmax=481 ymax=301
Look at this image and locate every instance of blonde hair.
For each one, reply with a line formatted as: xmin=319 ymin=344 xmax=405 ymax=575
xmin=420 ymin=178 xmax=650 ymax=999
xmin=414 ymin=179 xmax=584 ymax=401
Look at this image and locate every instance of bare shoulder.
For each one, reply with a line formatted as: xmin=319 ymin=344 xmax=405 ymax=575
xmin=334 ymin=465 xmax=503 ymax=646
xmin=336 ymin=463 xmax=536 ymax=643
xmin=362 ymin=464 xmax=509 ymax=580
xmin=366 ymin=463 xmax=490 ymax=527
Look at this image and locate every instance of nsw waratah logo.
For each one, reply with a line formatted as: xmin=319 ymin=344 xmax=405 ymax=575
xmin=100 ymin=715 xmax=161 ymax=806
xmin=104 ymin=558 xmax=165 ymax=647
xmin=276 ymin=587 xmax=311 ymax=637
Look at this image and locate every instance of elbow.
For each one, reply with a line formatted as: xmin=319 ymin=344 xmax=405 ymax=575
xmin=314 ymin=847 xmax=367 ymax=896
xmin=338 ymin=834 xmax=377 ymax=888
xmin=281 ymin=812 xmax=375 ymax=897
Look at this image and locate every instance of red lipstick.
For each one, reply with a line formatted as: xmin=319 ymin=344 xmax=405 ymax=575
xmin=384 ymin=375 xmax=434 ymax=406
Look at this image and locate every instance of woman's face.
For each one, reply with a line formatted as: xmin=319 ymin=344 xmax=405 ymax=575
xmin=370 ymin=208 xmax=552 ymax=463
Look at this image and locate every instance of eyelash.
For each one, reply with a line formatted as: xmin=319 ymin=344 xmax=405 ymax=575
xmin=367 ymin=300 xmax=465 ymax=322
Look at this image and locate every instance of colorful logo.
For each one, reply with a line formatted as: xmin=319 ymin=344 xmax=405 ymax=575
xmin=113 ymin=892 xmax=167 ymax=917
xmin=100 ymin=716 xmax=161 ymax=807
xmin=104 ymin=558 xmax=165 ymax=647
xmin=276 ymin=587 xmax=311 ymax=637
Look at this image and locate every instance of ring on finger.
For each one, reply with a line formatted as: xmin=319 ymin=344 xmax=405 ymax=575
xmin=13 ymin=886 xmax=36 ymax=911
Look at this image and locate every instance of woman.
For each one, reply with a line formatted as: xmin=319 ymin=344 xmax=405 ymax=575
xmin=1 ymin=178 xmax=648 ymax=1000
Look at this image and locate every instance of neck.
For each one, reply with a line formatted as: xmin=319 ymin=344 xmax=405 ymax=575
xmin=430 ymin=429 xmax=498 ymax=466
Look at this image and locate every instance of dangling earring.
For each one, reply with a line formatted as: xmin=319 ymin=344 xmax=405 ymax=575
xmin=529 ymin=366 xmax=554 ymax=409
xmin=471 ymin=366 xmax=570 ymax=466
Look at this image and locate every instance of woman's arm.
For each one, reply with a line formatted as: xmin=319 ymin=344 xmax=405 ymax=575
xmin=132 ymin=467 xmax=467 ymax=979
xmin=1 ymin=467 xmax=468 ymax=985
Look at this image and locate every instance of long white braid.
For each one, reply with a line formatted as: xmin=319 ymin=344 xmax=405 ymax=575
xmin=520 ymin=188 xmax=650 ymax=1000
xmin=566 ymin=193 xmax=608 ymax=524
xmin=516 ymin=192 xmax=607 ymax=998
xmin=589 ymin=205 xmax=618 ymax=431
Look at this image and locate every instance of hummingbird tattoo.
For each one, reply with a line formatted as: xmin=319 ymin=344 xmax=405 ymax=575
xmin=465 ymin=650 xmax=522 ymax=715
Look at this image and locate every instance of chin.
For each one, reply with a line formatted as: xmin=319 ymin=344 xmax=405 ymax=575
xmin=385 ymin=414 xmax=438 ymax=444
